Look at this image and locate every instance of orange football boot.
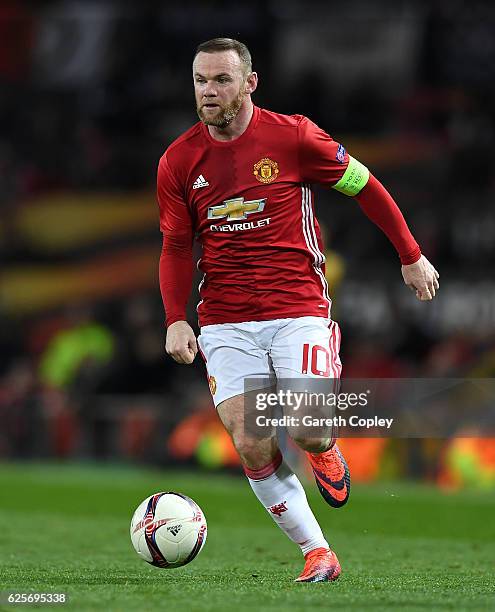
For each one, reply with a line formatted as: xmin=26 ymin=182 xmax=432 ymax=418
xmin=306 ymin=443 xmax=351 ymax=508
xmin=294 ymin=547 xmax=341 ymax=582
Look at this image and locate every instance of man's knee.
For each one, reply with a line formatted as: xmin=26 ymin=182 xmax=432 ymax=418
xmin=231 ymin=431 xmax=277 ymax=469
xmin=291 ymin=435 xmax=332 ymax=453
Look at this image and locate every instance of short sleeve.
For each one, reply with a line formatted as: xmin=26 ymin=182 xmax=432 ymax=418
xmin=157 ymin=153 xmax=193 ymax=239
xmin=298 ymin=116 xmax=369 ymax=196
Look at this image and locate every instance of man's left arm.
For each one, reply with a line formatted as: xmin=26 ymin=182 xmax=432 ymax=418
xmin=297 ymin=117 xmax=439 ymax=300
xmin=351 ymin=171 xmax=440 ymax=301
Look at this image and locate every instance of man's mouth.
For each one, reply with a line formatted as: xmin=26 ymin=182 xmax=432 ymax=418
xmin=203 ymin=103 xmax=219 ymax=109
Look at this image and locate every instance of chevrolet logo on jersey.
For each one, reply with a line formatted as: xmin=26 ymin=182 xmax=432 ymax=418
xmin=208 ymin=197 xmax=266 ymax=221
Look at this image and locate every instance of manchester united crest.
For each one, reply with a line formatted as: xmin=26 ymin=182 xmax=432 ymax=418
xmin=253 ymin=158 xmax=279 ymax=184
xmin=208 ymin=375 xmax=217 ymax=395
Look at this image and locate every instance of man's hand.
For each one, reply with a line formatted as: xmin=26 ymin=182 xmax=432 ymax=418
xmin=165 ymin=321 xmax=198 ymax=364
xmin=402 ymin=255 xmax=439 ymax=301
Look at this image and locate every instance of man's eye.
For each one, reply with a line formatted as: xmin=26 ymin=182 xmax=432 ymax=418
xmin=218 ymin=78 xmax=230 ymax=84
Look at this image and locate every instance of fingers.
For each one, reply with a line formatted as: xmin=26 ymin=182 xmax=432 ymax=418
xmin=181 ymin=339 xmax=198 ymax=365
xmin=403 ymin=258 xmax=440 ymax=301
xmin=410 ymin=284 xmax=436 ymax=300
xmin=167 ymin=346 xmax=196 ymax=364
xmin=181 ymin=348 xmax=196 ymax=365
xmin=190 ymin=335 xmax=198 ymax=357
xmin=428 ymin=275 xmax=436 ymax=297
xmin=165 ymin=322 xmax=197 ymax=364
xmin=411 ymin=279 xmax=434 ymax=300
xmin=418 ymin=287 xmax=432 ymax=301
xmin=165 ymin=338 xmax=197 ymax=364
xmin=167 ymin=347 xmax=185 ymax=363
xmin=429 ymin=270 xmax=440 ymax=296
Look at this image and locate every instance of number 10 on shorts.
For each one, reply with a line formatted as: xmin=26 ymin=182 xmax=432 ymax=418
xmin=301 ymin=343 xmax=331 ymax=377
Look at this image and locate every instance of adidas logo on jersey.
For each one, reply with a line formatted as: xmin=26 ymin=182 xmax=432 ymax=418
xmin=193 ymin=174 xmax=209 ymax=189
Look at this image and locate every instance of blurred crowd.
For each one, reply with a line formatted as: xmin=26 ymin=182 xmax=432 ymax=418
xmin=1 ymin=0 xmax=495 ymax=479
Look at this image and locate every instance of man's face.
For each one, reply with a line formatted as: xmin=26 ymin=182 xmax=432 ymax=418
xmin=193 ymin=50 xmax=248 ymax=128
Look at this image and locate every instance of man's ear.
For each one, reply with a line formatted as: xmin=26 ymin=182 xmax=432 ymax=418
xmin=245 ymin=72 xmax=258 ymax=95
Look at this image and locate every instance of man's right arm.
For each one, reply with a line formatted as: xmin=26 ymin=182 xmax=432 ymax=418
xmin=157 ymin=154 xmax=197 ymax=364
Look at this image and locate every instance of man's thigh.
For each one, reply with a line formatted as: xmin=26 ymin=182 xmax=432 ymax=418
xmin=270 ymin=316 xmax=342 ymax=379
xmin=197 ymin=322 xmax=275 ymax=408
xmin=271 ymin=317 xmax=341 ymax=443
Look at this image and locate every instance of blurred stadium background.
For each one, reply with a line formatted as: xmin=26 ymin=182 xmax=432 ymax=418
xmin=1 ymin=0 xmax=495 ymax=489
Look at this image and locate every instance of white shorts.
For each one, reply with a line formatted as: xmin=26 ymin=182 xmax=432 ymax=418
xmin=197 ymin=317 xmax=342 ymax=408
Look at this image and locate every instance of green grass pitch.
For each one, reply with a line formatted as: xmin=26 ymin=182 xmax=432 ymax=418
xmin=0 ymin=463 xmax=494 ymax=611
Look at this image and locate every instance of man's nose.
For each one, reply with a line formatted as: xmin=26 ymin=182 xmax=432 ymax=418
xmin=204 ymin=81 xmax=218 ymax=97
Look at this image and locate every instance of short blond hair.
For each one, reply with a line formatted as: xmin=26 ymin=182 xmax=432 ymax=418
xmin=194 ymin=38 xmax=252 ymax=76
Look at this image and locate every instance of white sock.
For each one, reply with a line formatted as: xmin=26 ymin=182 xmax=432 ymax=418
xmin=247 ymin=461 xmax=329 ymax=556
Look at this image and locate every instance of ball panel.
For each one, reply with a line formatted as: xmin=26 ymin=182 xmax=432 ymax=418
xmin=130 ymin=497 xmax=151 ymax=534
xmin=132 ymin=531 xmax=153 ymax=563
xmin=155 ymin=493 xmax=195 ymax=522
xmin=146 ymin=527 xmax=170 ymax=568
xmin=184 ymin=523 xmax=207 ymax=564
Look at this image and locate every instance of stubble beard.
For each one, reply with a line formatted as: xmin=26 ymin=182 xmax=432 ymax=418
xmin=197 ymin=86 xmax=245 ymax=129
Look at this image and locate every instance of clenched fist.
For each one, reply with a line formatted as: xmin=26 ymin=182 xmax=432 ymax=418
xmin=165 ymin=320 xmax=198 ymax=364
xmin=402 ymin=255 xmax=440 ymax=301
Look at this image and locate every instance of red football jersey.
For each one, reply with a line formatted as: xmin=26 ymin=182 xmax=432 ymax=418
xmin=157 ymin=105 xmax=352 ymax=327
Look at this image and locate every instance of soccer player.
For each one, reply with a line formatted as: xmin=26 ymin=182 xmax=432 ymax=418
xmin=157 ymin=38 xmax=439 ymax=582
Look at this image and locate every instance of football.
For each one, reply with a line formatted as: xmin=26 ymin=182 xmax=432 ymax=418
xmin=130 ymin=492 xmax=207 ymax=568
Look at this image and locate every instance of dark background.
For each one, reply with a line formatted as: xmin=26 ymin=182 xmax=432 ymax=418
xmin=1 ymin=0 xmax=494 ymax=482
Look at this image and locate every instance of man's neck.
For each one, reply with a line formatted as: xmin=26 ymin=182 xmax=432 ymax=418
xmin=207 ymin=100 xmax=254 ymax=142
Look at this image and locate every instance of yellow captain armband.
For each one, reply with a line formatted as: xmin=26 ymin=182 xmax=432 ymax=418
xmin=332 ymin=155 xmax=369 ymax=196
